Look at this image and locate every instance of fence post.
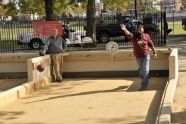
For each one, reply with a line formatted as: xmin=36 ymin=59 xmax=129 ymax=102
xmin=163 ymin=12 xmax=167 ymax=45
xmin=160 ymin=12 xmax=163 ymax=45
xmin=11 ymin=21 xmax=15 ymax=53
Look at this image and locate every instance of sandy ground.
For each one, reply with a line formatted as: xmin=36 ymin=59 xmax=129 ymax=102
xmin=0 ymin=77 xmax=167 ymax=124
xmin=0 ymin=79 xmax=27 ymax=93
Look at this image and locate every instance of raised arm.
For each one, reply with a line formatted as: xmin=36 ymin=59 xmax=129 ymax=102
xmin=120 ymin=23 xmax=133 ymax=39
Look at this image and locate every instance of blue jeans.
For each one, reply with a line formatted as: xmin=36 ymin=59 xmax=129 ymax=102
xmin=136 ymin=54 xmax=150 ymax=88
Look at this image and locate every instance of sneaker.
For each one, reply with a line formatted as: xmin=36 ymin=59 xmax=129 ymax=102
xmin=51 ymin=75 xmax=56 ymax=82
xmin=56 ymin=78 xmax=63 ymax=83
xmin=51 ymin=77 xmax=56 ymax=82
xmin=139 ymin=87 xmax=146 ymax=91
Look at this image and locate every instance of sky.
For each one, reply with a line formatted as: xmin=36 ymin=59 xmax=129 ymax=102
xmin=3 ymin=0 xmax=8 ymax=4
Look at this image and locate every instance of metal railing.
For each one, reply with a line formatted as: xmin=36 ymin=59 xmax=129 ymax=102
xmin=0 ymin=12 xmax=167 ymax=53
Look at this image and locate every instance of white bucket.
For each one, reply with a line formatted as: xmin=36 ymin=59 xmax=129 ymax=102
xmin=69 ymin=32 xmax=75 ymax=41
xmin=75 ymin=35 xmax=81 ymax=43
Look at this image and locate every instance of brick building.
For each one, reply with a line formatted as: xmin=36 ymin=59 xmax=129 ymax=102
xmin=128 ymin=0 xmax=183 ymax=13
xmin=160 ymin=0 xmax=183 ymax=12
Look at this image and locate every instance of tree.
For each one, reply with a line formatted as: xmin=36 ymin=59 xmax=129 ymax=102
xmin=44 ymin=0 xmax=54 ymax=20
xmin=0 ymin=0 xmax=6 ymax=19
xmin=5 ymin=0 xmax=18 ymax=19
xmin=53 ymin=0 xmax=67 ymax=16
xmin=6 ymin=0 xmax=69 ymax=20
xmin=182 ymin=0 xmax=186 ymax=10
xmin=104 ymin=0 xmax=130 ymax=13
xmin=44 ymin=0 xmax=83 ymax=19
xmin=86 ymin=0 xmax=96 ymax=44
xmin=18 ymin=0 xmax=45 ymax=15
xmin=43 ymin=0 xmax=88 ymax=20
xmin=139 ymin=0 xmax=154 ymax=13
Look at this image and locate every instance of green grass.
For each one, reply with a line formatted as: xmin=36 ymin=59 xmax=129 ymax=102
xmin=168 ymin=21 xmax=186 ymax=35
xmin=0 ymin=40 xmax=19 ymax=49
xmin=0 ymin=27 xmax=32 ymax=40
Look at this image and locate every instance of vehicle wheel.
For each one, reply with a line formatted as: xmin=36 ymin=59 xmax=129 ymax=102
xmin=30 ymin=39 xmax=42 ymax=49
xmin=28 ymin=43 xmax=32 ymax=48
xmin=98 ymin=33 xmax=109 ymax=43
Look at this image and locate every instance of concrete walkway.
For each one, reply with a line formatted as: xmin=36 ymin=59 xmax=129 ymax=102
xmin=171 ymin=57 xmax=186 ymax=123
xmin=167 ymin=35 xmax=186 ymax=123
xmin=0 ymin=77 xmax=167 ymax=124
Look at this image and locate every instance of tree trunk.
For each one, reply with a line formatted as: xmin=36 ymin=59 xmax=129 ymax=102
xmin=86 ymin=0 xmax=96 ymax=44
xmin=44 ymin=0 xmax=53 ymax=21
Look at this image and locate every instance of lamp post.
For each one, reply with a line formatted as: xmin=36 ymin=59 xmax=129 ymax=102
xmin=134 ymin=0 xmax=137 ymax=18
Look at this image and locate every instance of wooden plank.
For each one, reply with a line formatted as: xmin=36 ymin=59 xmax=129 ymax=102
xmin=0 ymin=55 xmax=38 ymax=63
xmin=64 ymin=54 xmax=111 ymax=61
xmin=64 ymin=52 xmax=170 ymax=61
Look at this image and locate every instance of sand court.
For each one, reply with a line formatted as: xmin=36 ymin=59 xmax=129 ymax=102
xmin=0 ymin=77 xmax=167 ymax=124
xmin=0 ymin=49 xmax=178 ymax=123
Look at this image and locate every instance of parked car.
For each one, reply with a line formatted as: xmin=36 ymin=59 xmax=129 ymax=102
xmin=96 ymin=16 xmax=159 ymax=43
xmin=62 ymin=16 xmax=159 ymax=44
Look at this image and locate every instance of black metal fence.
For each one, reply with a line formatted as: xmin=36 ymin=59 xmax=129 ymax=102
xmin=0 ymin=12 xmax=167 ymax=53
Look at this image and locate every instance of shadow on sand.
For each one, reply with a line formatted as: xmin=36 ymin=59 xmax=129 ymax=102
xmin=171 ymin=110 xmax=186 ymax=123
